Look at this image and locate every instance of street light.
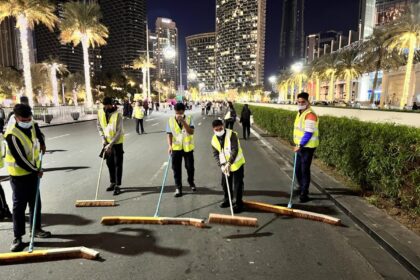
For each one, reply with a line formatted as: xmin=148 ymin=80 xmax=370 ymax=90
xmin=163 ymin=46 xmax=176 ymax=60
xmin=187 ymin=70 xmax=198 ymax=82
xmin=268 ymin=75 xmax=277 ymax=84
xmin=291 ymin=62 xmax=303 ymax=73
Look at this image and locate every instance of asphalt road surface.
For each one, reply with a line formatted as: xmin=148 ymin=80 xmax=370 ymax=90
xmin=0 ymin=108 xmax=415 ymax=280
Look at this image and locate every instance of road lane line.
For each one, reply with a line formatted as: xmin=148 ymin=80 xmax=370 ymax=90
xmin=149 ymin=161 xmax=168 ymax=185
xmin=145 ymin=118 xmax=156 ymax=122
xmin=151 ymin=123 xmax=159 ymax=126
xmin=198 ymin=122 xmax=202 ymax=126
xmin=47 ymin=134 xmax=70 ymax=140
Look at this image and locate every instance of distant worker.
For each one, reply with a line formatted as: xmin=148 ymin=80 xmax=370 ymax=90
xmin=167 ymin=103 xmax=196 ymax=197
xmin=5 ymin=104 xmax=50 ymax=252
xmin=293 ymin=92 xmax=319 ymax=203
xmin=224 ymin=101 xmax=236 ymax=129
xmin=211 ymin=119 xmax=245 ymax=213
xmin=97 ymin=97 xmax=124 ymax=196
xmin=0 ymin=135 xmax=12 ymax=220
xmin=240 ymin=104 xmax=252 ymax=140
xmin=132 ymin=101 xmax=145 ymax=135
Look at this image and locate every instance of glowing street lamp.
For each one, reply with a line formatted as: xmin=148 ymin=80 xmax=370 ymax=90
xmin=188 ymin=70 xmax=198 ymax=81
xmin=163 ymin=45 xmax=176 ymax=60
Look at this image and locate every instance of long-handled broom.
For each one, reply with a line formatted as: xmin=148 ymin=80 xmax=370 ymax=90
xmin=101 ymin=154 xmax=205 ymax=228
xmin=75 ymin=152 xmax=115 ymax=207
xmin=287 ymin=152 xmax=298 ymax=208
xmin=208 ymin=172 xmax=258 ymax=227
xmin=0 ymin=154 xmax=100 ymax=264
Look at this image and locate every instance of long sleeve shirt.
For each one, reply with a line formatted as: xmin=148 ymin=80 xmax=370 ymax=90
xmin=5 ymin=124 xmax=44 ymax=173
xmin=212 ymin=132 xmax=239 ymax=167
xmin=97 ymin=110 xmax=123 ymax=145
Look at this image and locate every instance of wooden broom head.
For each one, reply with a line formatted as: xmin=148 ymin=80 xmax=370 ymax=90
xmin=101 ymin=216 xmax=206 ymax=228
xmin=75 ymin=200 xmax=115 ymax=207
xmin=0 ymin=247 xmax=100 ymax=265
xmin=161 ymin=217 xmax=206 ymax=228
xmin=208 ymin=213 xmax=258 ymax=227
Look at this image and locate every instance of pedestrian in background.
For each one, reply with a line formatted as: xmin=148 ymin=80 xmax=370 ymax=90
xmin=97 ymin=97 xmax=124 ymax=196
xmin=211 ymin=119 xmax=246 ymax=213
xmin=143 ymin=100 xmax=149 ymax=116
xmin=413 ymin=102 xmax=418 ymax=110
xmin=0 ymin=105 xmax=5 ymax=132
xmin=224 ymin=101 xmax=236 ymax=129
xmin=293 ymin=92 xmax=319 ymax=203
xmin=132 ymin=101 xmax=145 ymax=135
xmin=240 ymin=104 xmax=252 ymax=140
xmin=166 ymin=103 xmax=196 ymax=197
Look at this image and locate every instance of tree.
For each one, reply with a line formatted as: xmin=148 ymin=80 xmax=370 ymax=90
xmin=0 ymin=67 xmax=23 ymax=99
xmin=318 ymin=53 xmax=339 ymax=101
xmin=132 ymin=55 xmax=155 ymax=100
xmin=336 ymin=48 xmax=363 ymax=103
xmin=60 ymin=1 xmax=108 ymax=107
xmin=385 ymin=2 xmax=420 ymax=108
xmin=41 ymin=58 xmax=68 ymax=106
xmin=0 ymin=0 xmax=58 ymax=106
xmin=64 ymin=72 xmax=84 ymax=106
xmin=359 ymin=27 xmax=405 ymax=104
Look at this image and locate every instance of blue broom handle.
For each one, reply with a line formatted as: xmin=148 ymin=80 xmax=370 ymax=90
xmin=154 ymin=154 xmax=172 ymax=217
xmin=287 ymin=152 xmax=298 ymax=208
xmin=29 ymin=153 xmax=43 ymax=253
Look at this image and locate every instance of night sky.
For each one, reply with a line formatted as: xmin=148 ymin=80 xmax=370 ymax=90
xmin=147 ymin=0 xmax=360 ymax=84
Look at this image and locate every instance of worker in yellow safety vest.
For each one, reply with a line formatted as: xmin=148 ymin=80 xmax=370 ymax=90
xmin=132 ymin=101 xmax=145 ymax=135
xmin=293 ymin=92 xmax=319 ymax=203
xmin=0 ymin=132 xmax=12 ymax=221
xmin=97 ymin=97 xmax=125 ymax=196
xmin=211 ymin=119 xmax=246 ymax=213
xmin=5 ymin=104 xmax=51 ymax=252
xmin=166 ymin=103 xmax=196 ymax=197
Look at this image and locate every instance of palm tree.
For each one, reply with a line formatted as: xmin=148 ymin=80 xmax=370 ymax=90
xmin=0 ymin=67 xmax=23 ymax=98
xmin=41 ymin=58 xmax=68 ymax=106
xmin=60 ymin=1 xmax=108 ymax=107
xmin=308 ymin=59 xmax=323 ymax=101
xmin=359 ymin=27 xmax=405 ymax=104
xmin=385 ymin=2 xmax=420 ymax=108
xmin=336 ymin=48 xmax=362 ymax=103
xmin=0 ymin=0 xmax=58 ymax=106
xmin=319 ymin=53 xmax=339 ymax=102
xmin=132 ymin=55 xmax=156 ymax=100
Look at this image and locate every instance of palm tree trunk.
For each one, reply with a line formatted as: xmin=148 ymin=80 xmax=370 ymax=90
xmin=346 ymin=77 xmax=351 ymax=103
xmin=315 ymin=78 xmax=320 ymax=101
xmin=142 ymin=67 xmax=147 ymax=98
xmin=81 ymin=36 xmax=93 ymax=107
xmin=50 ymin=65 xmax=59 ymax=106
xmin=371 ymin=70 xmax=379 ymax=104
xmin=17 ymin=15 xmax=34 ymax=107
xmin=400 ymin=37 xmax=416 ymax=109
xmin=329 ymin=75 xmax=335 ymax=101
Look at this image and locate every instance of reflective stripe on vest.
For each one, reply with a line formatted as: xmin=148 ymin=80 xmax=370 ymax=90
xmin=5 ymin=125 xmax=40 ymax=176
xmin=98 ymin=110 xmax=124 ymax=144
xmin=169 ymin=116 xmax=195 ymax=152
xmin=293 ymin=108 xmax=319 ymax=148
xmin=133 ymin=107 xmax=144 ymax=119
xmin=211 ymin=129 xmax=245 ymax=172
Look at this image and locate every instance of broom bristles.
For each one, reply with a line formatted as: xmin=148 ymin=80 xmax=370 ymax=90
xmin=208 ymin=213 xmax=258 ymax=227
xmin=101 ymin=216 xmax=206 ymax=228
xmin=75 ymin=200 xmax=115 ymax=207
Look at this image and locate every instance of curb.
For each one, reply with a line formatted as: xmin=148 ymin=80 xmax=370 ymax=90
xmin=248 ymin=123 xmax=420 ymax=279
xmin=39 ymin=118 xmax=97 ymax=128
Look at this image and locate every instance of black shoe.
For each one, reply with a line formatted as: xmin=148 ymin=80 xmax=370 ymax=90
xmin=219 ymin=201 xmax=230 ymax=208
xmin=190 ymin=184 xmax=197 ymax=192
xmin=4 ymin=209 xmax=12 ymax=219
xmin=10 ymin=238 xmax=25 ymax=252
xmin=113 ymin=186 xmax=121 ymax=196
xmin=293 ymin=188 xmax=301 ymax=196
xmin=30 ymin=229 xmax=52 ymax=238
xmin=299 ymin=194 xmax=310 ymax=203
xmin=174 ymin=188 xmax=182 ymax=197
xmin=106 ymin=183 xmax=116 ymax=192
xmin=233 ymin=205 xmax=243 ymax=214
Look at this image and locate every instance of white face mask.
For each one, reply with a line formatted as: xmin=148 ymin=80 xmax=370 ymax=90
xmin=17 ymin=121 xmax=33 ymax=129
xmin=298 ymin=104 xmax=307 ymax=111
xmin=214 ymin=130 xmax=225 ymax=137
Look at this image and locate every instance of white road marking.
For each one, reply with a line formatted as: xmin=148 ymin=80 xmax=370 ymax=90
xmin=145 ymin=118 xmax=156 ymax=122
xmin=149 ymin=161 xmax=168 ymax=185
xmin=151 ymin=123 xmax=159 ymax=126
xmin=47 ymin=134 xmax=70 ymax=140
xmin=198 ymin=122 xmax=202 ymax=126
xmin=125 ymin=133 xmax=130 ymax=137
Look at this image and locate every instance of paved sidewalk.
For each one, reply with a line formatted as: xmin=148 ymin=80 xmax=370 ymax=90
xmin=247 ymin=123 xmax=420 ymax=279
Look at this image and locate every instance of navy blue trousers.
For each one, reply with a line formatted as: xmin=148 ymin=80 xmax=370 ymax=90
xmin=295 ymin=148 xmax=316 ymax=195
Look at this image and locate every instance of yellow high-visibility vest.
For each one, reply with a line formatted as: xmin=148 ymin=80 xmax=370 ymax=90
xmin=5 ymin=124 xmax=40 ymax=176
xmin=98 ymin=110 xmax=124 ymax=144
xmin=168 ymin=116 xmax=194 ymax=152
xmin=0 ymin=134 xmax=4 ymax=169
xmin=211 ymin=129 xmax=245 ymax=172
xmin=133 ymin=107 xmax=144 ymax=119
xmin=293 ymin=108 xmax=319 ymax=148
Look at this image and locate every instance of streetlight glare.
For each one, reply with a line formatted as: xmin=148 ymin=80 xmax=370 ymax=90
xmin=163 ymin=45 xmax=176 ymax=60
xmin=291 ymin=62 xmax=303 ymax=73
xmin=269 ymin=75 xmax=277 ymax=84
xmin=188 ymin=70 xmax=197 ymax=81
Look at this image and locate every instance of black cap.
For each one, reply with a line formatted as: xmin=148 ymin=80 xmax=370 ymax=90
xmin=20 ymin=96 xmax=29 ymax=105
xmin=297 ymin=92 xmax=309 ymax=101
xmin=13 ymin=103 xmax=32 ymax=118
xmin=174 ymin=102 xmax=186 ymax=111
xmin=212 ymin=119 xmax=224 ymax=127
xmin=103 ymin=97 xmax=113 ymax=105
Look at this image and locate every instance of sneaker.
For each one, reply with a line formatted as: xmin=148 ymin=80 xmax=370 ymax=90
xmin=106 ymin=183 xmax=116 ymax=192
xmin=10 ymin=238 xmax=25 ymax=252
xmin=299 ymin=194 xmax=310 ymax=203
xmin=174 ymin=188 xmax=182 ymax=198
xmin=113 ymin=186 xmax=121 ymax=196
xmin=190 ymin=184 xmax=197 ymax=192
xmin=293 ymin=188 xmax=301 ymax=196
xmin=219 ymin=201 xmax=230 ymax=208
xmin=233 ymin=205 xmax=243 ymax=214
xmin=30 ymin=229 xmax=52 ymax=238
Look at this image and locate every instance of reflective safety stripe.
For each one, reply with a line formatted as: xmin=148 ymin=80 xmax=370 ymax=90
xmin=293 ymin=108 xmax=319 ymax=148
xmin=169 ymin=116 xmax=195 ymax=152
xmin=98 ymin=110 xmax=124 ymax=144
xmin=211 ymin=129 xmax=245 ymax=172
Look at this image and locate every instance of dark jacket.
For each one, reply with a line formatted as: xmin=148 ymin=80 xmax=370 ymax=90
xmin=240 ymin=108 xmax=252 ymax=124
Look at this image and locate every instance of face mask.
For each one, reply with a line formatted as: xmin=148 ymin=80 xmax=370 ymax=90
xmin=298 ymin=104 xmax=307 ymax=111
xmin=18 ymin=121 xmax=32 ymax=129
xmin=214 ymin=130 xmax=225 ymax=137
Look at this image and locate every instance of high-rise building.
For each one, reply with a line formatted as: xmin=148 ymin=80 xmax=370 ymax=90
xmin=279 ymin=0 xmax=305 ymax=70
xmin=186 ymin=32 xmax=216 ymax=92
xmin=154 ymin=17 xmax=179 ymax=87
xmin=35 ymin=1 xmax=84 ymax=74
xmin=215 ymin=0 xmax=266 ymax=90
xmin=100 ymin=0 xmax=147 ymax=77
xmin=1 ymin=17 xmax=36 ymax=69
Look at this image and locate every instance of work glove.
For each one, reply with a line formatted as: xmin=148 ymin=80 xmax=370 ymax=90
xmin=222 ymin=163 xmax=231 ymax=176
